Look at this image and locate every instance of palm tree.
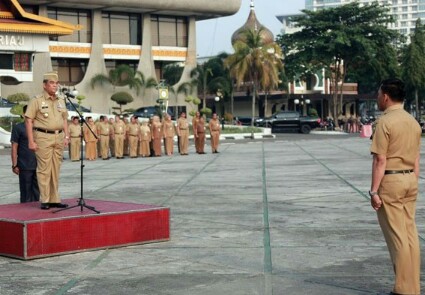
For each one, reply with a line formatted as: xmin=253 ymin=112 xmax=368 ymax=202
xmin=91 ymin=64 xmax=156 ymax=96
xmin=225 ymin=28 xmax=283 ymax=138
xmin=190 ymin=64 xmax=213 ymax=109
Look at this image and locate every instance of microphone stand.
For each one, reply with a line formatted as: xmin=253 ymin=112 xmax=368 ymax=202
xmin=53 ymin=89 xmax=100 ymax=214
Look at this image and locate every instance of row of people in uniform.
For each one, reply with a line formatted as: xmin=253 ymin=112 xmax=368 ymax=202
xmin=67 ymin=111 xmax=222 ymax=161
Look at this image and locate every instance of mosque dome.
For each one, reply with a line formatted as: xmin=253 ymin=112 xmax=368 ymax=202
xmin=231 ymin=0 xmax=274 ymax=46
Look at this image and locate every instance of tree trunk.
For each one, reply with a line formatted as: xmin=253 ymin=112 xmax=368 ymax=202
xmin=251 ymin=82 xmax=256 ymax=139
xmin=415 ymin=89 xmax=420 ymax=120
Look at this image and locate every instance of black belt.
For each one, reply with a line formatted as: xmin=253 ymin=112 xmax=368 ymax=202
xmin=385 ymin=169 xmax=414 ymax=175
xmin=129 ymin=134 xmax=138 ymax=137
xmin=71 ymin=136 xmax=80 ymax=138
xmin=34 ymin=128 xmax=62 ymax=134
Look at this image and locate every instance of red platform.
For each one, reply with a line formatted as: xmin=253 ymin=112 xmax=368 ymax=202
xmin=0 ymin=199 xmax=170 ymax=260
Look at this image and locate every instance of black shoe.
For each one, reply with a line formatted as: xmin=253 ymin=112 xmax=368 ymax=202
xmin=40 ymin=203 xmax=50 ymax=210
xmin=50 ymin=203 xmax=68 ymax=208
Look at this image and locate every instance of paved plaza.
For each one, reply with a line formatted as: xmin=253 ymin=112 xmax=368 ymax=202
xmin=0 ymin=134 xmax=424 ymax=295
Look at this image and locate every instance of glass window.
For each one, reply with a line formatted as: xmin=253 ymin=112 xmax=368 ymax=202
xmin=102 ymin=13 xmax=141 ymax=45
xmin=0 ymin=53 xmax=13 ymax=69
xmin=159 ymin=16 xmax=176 ymax=46
xmin=151 ymin=15 xmax=187 ymax=47
xmin=48 ymin=8 xmax=92 ymax=43
xmin=52 ymin=58 xmax=88 ymax=85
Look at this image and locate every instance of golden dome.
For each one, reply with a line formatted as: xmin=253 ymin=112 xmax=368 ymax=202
xmin=231 ymin=0 xmax=274 ymax=45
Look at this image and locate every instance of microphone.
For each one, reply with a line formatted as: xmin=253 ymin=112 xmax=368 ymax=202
xmin=58 ymin=84 xmax=76 ymax=98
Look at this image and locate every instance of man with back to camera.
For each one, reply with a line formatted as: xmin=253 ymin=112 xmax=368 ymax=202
xmin=25 ymin=71 xmax=69 ymax=210
xmin=11 ymin=105 xmax=40 ymax=203
xmin=369 ymin=78 xmax=421 ymax=295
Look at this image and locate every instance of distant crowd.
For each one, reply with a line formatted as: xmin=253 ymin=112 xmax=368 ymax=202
xmin=67 ymin=111 xmax=222 ymax=161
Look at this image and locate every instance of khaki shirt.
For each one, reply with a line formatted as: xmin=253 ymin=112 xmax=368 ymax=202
xmin=127 ymin=122 xmax=140 ymax=136
xmin=84 ymin=123 xmax=97 ymax=142
xmin=113 ymin=121 xmax=126 ymax=134
xmin=163 ymin=121 xmax=175 ymax=138
xmin=151 ymin=121 xmax=162 ymax=139
xmin=209 ymin=118 xmax=220 ymax=132
xmin=140 ymin=125 xmax=151 ymax=141
xmin=370 ymin=104 xmax=421 ymax=170
xmin=177 ymin=118 xmax=189 ymax=130
xmin=69 ymin=123 xmax=81 ymax=138
xmin=98 ymin=122 xmax=110 ymax=136
xmin=25 ymin=91 xmax=68 ymax=130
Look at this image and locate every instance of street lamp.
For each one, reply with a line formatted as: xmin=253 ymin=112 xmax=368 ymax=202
xmin=294 ymin=95 xmax=310 ymax=115
xmin=215 ymin=90 xmax=224 ymax=129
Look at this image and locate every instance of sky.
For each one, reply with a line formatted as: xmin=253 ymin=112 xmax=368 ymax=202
xmin=196 ymin=0 xmax=305 ymax=58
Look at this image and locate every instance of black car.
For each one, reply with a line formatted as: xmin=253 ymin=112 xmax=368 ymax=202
xmin=133 ymin=106 xmax=174 ymax=119
xmin=255 ymin=111 xmax=321 ymax=134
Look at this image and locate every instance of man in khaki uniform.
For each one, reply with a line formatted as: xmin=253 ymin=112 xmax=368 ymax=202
xmin=139 ymin=120 xmax=151 ymax=157
xmin=194 ymin=115 xmax=206 ymax=154
xmin=209 ymin=113 xmax=221 ymax=153
xmin=84 ymin=116 xmax=97 ymax=161
xmin=370 ymin=78 xmax=421 ymax=295
xmin=123 ymin=115 xmax=130 ymax=156
xmin=68 ymin=116 xmax=81 ymax=161
xmin=97 ymin=115 xmax=111 ymax=160
xmin=108 ymin=117 xmax=115 ymax=157
xmin=151 ymin=115 xmax=162 ymax=156
xmin=162 ymin=114 xmax=175 ymax=156
xmin=113 ymin=115 xmax=126 ymax=159
xmin=127 ymin=116 xmax=140 ymax=158
xmin=25 ymin=72 xmax=69 ymax=210
xmin=177 ymin=112 xmax=189 ymax=155
xmin=192 ymin=111 xmax=200 ymax=153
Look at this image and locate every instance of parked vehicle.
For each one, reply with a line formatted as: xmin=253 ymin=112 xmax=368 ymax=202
xmin=133 ymin=106 xmax=174 ymax=119
xmin=0 ymin=98 xmax=17 ymax=108
xmin=255 ymin=111 xmax=321 ymax=134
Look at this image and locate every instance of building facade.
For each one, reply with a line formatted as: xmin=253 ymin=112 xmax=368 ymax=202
xmin=2 ymin=0 xmax=241 ymax=114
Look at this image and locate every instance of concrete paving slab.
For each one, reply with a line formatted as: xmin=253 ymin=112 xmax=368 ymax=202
xmin=0 ymin=136 xmax=424 ymax=295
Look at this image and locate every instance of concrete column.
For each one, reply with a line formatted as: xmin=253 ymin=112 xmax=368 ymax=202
xmin=77 ymin=9 xmax=111 ymax=113
xmin=137 ymin=13 xmax=157 ymax=107
xmin=175 ymin=16 xmax=197 ymax=117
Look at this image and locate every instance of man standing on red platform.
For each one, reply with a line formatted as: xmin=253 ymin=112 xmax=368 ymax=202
xmin=25 ymin=72 xmax=69 ymax=210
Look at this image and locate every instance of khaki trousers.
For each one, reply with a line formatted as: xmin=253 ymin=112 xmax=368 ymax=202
xmin=139 ymin=140 xmax=150 ymax=157
xmin=85 ymin=141 xmax=97 ymax=160
xmin=128 ymin=135 xmax=138 ymax=157
xmin=153 ymin=138 xmax=162 ymax=156
xmin=70 ymin=137 xmax=81 ymax=160
xmin=114 ymin=134 xmax=124 ymax=157
xmin=377 ymin=172 xmax=420 ymax=295
xmin=197 ymin=133 xmax=205 ymax=153
xmin=210 ymin=131 xmax=220 ymax=152
xmin=34 ymin=131 xmax=64 ymax=204
xmin=164 ymin=137 xmax=174 ymax=155
xmin=179 ymin=130 xmax=189 ymax=154
xmin=100 ymin=135 xmax=109 ymax=159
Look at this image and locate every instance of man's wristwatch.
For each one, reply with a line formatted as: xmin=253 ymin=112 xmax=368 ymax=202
xmin=12 ymin=165 xmax=17 ymax=169
xmin=369 ymin=190 xmax=378 ymax=197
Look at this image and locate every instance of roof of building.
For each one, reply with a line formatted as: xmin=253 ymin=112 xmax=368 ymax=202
xmin=0 ymin=0 xmax=80 ymax=35
xmin=17 ymin=0 xmax=241 ymax=21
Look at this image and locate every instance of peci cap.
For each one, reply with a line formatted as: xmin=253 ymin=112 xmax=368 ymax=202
xmin=43 ymin=71 xmax=58 ymax=82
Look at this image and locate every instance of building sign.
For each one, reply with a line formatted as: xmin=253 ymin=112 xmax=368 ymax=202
xmin=0 ymin=34 xmax=49 ymax=52
xmin=0 ymin=35 xmax=24 ymax=47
